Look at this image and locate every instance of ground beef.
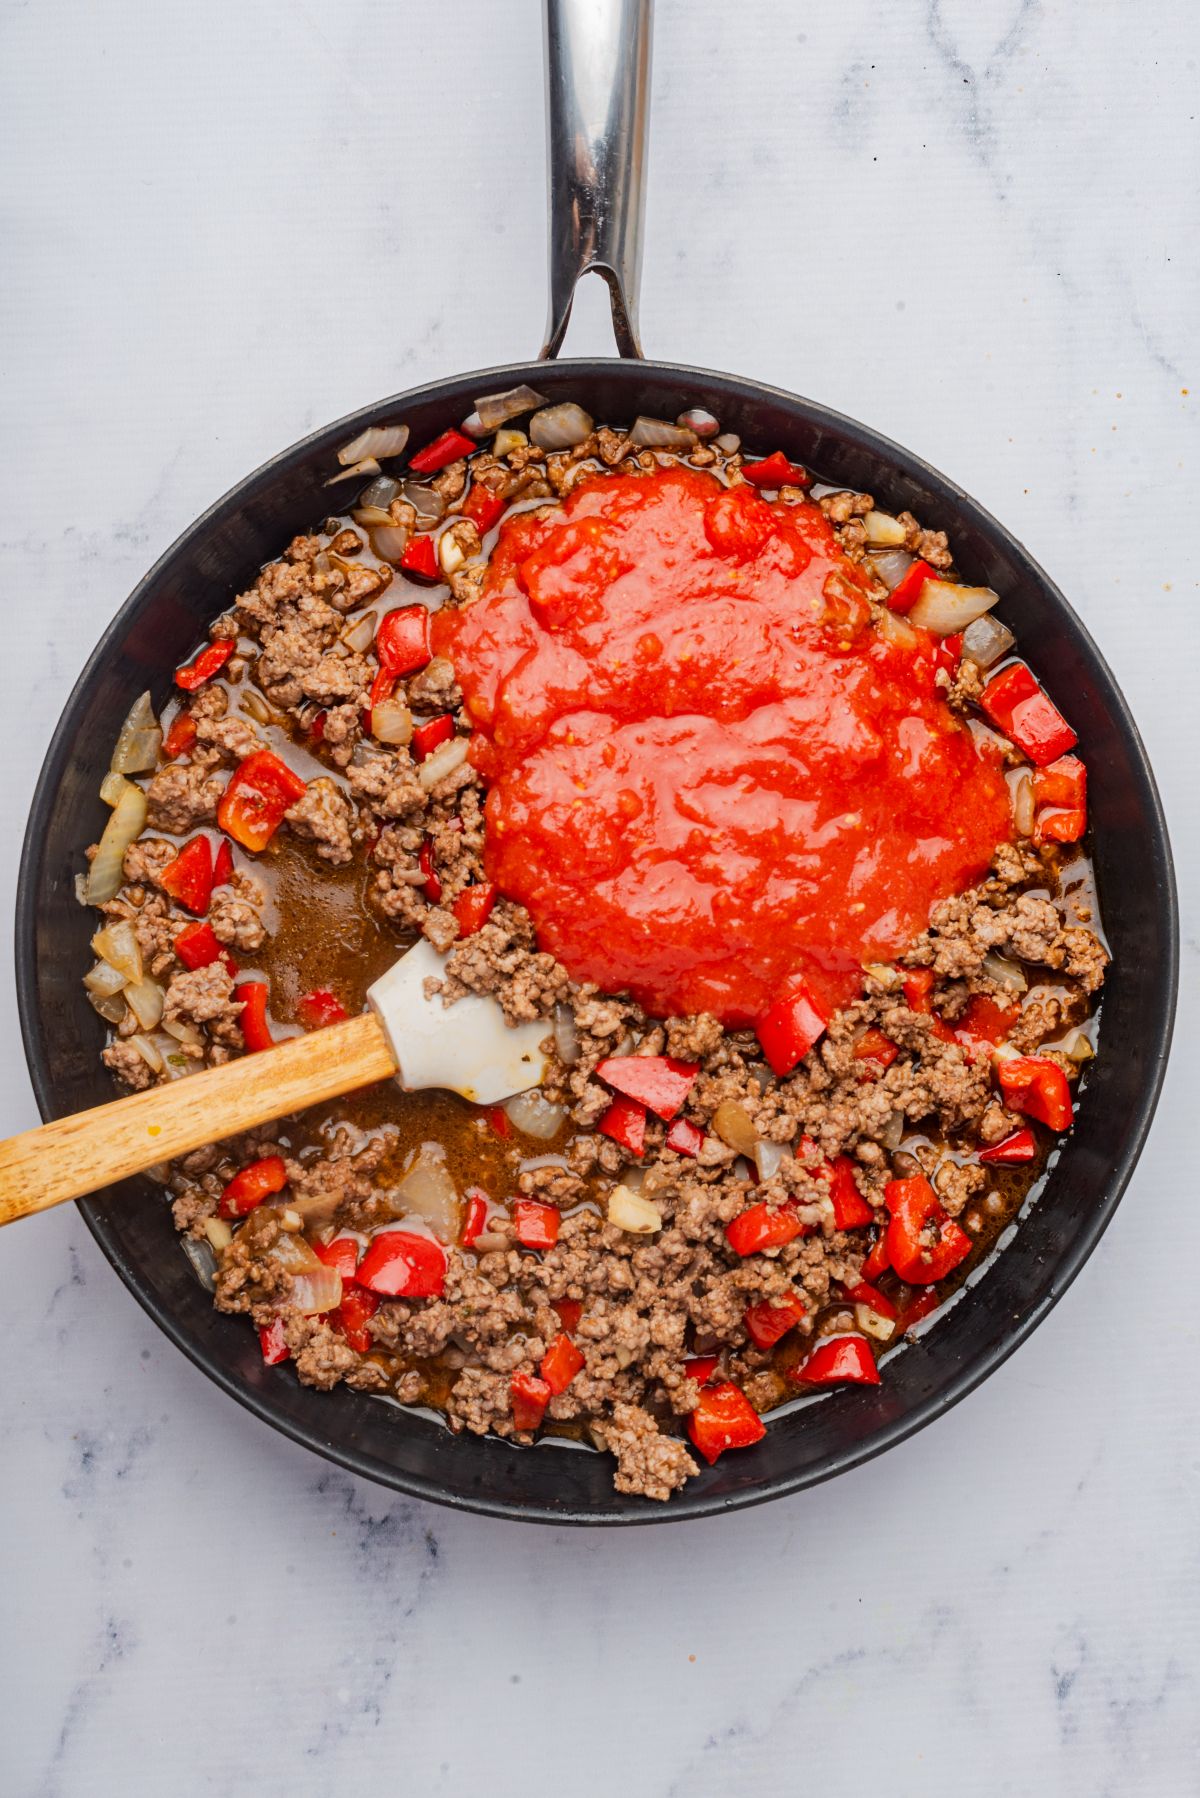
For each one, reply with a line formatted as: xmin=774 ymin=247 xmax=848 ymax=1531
xmin=101 ymin=1039 xmax=155 ymax=1090
xmin=593 ymin=1403 xmax=698 ymax=1500
xmin=437 ymin=906 xmax=572 ymax=1023
xmin=207 ymin=882 xmax=266 ymax=952
xmin=285 ymin=776 xmax=355 ymax=865
xmin=163 ymin=962 xmax=243 ymax=1046
xmin=144 ymin=761 xmax=225 ymax=832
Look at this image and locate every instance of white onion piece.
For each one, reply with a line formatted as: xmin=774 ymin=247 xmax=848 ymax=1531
xmin=855 ymin=1303 xmax=896 ymax=1342
xmin=403 ymin=481 xmax=446 ymax=524
xmin=240 ymin=688 xmax=272 ymax=724
xmin=809 ymin=483 xmax=861 ymax=501
xmin=503 ymin=1091 xmax=568 ymax=1141
xmin=607 ymin=1185 xmax=663 ymax=1234
xmin=473 ymin=1229 xmax=510 ymax=1255
xmin=340 ymin=613 xmax=376 ymax=654
xmin=91 ymin=920 xmax=142 ymax=983
xmin=128 ymin=1032 xmax=163 ymax=1074
xmin=417 ymin=737 xmax=469 ymax=790
xmin=475 ymin=384 xmax=547 ymax=431
xmin=630 ymin=416 xmax=695 ymax=451
xmin=676 ymin=407 xmax=719 ymax=438
xmin=753 ymin=1138 xmax=787 ymax=1183
xmin=124 ymin=977 xmax=165 ymax=1031
xmin=714 ymin=432 xmax=741 ymax=454
xmin=553 ymin=1002 xmax=580 ymax=1066
xmin=85 ymin=781 xmax=147 ymax=904
xmin=337 ymin=423 xmax=409 ymax=467
xmin=203 ymin=1216 xmax=233 ymax=1253
xmin=1057 ymin=1028 xmax=1094 ymax=1062
xmin=84 ymin=959 xmax=128 ymax=999
xmin=160 ymin=1015 xmax=204 ymax=1048
xmin=493 ymin=428 xmax=527 ymax=457
xmin=372 ymin=524 xmax=411 ymax=565
xmin=711 ymin=1100 xmax=760 ymax=1156
xmin=1013 ymin=774 xmax=1035 ymax=839
xmin=290 ymin=1265 xmax=344 ymax=1316
xmin=100 ymin=771 xmax=135 ymax=809
xmin=397 ymin=1148 xmax=459 ymax=1241
xmin=529 ymin=402 xmax=593 ymax=450
xmin=353 ymin=505 xmax=395 ymax=528
xmin=880 ymin=1110 xmax=905 ymax=1151
xmin=863 ymin=511 xmax=907 ymax=548
xmin=89 ymin=990 xmax=126 ymax=1024
xmin=877 ymin=609 xmax=921 ymax=652
xmin=907 ymin=578 xmax=999 ymax=636
xmin=151 ymin=1033 xmax=195 ymax=1078
xmin=359 ymin=474 xmax=401 ymax=510
xmin=961 ymin=613 xmax=1015 ymax=669
xmin=110 ymin=691 xmax=162 ymax=775
xmin=461 ymin=412 xmax=487 ymax=439
xmin=866 ymin=548 xmax=913 ymax=592
xmin=438 ymin=533 xmax=466 ymax=577
xmin=981 ymin=951 xmax=1028 ymax=993
xmin=182 ymin=1236 xmax=217 ymax=1291
xmin=371 ymin=698 xmax=412 ymax=745
xmin=326 ymin=457 xmax=381 ymax=485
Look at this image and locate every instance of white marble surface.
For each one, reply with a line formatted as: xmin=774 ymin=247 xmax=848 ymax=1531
xmin=2 ymin=1 xmax=1198 ymax=1791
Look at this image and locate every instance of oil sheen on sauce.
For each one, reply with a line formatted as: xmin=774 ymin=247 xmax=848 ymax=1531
xmin=434 ymin=465 xmax=1013 ymax=1025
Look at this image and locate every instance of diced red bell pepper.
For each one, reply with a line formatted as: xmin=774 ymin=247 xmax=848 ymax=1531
xmin=1033 ymin=754 xmax=1088 ymax=845
xmin=453 ymin=882 xmax=497 ymax=937
xmin=308 ymin=709 xmax=327 ymax=744
xmin=825 ymin=1155 xmax=874 ymax=1230
xmin=409 ymin=428 xmax=476 ymax=475
xmin=743 ymin=1290 xmax=807 ymax=1349
xmin=997 ymin=1056 xmax=1074 ymax=1132
xmin=163 ymin=711 xmax=197 ymax=759
xmin=398 ymin=533 xmax=441 ymax=582
xmin=258 ymin=1318 xmax=290 ymax=1365
xmin=896 ymin=1288 xmax=940 ymax=1334
xmin=1035 ymin=804 xmax=1087 ymax=845
xmin=665 ymin=1116 xmax=706 ymax=1158
xmin=236 ymin=981 xmax=274 ymax=1052
xmin=219 ymin=1154 xmax=288 ymax=1219
xmin=955 ymin=994 xmax=1019 ymax=1048
xmin=853 ymin=1027 xmax=899 ymax=1069
xmin=684 ymin=1354 xmax=718 ymax=1387
xmin=598 ymin=1094 xmax=647 ymax=1157
xmin=357 ymin=1230 xmax=448 ymax=1299
xmin=175 ymin=638 xmax=235 ymax=691
xmin=740 ymin=450 xmax=809 ymax=488
xmin=461 ymin=483 xmax=507 ymax=535
xmin=687 ymin=1381 xmax=766 ymax=1464
xmin=883 ymin=1176 xmax=972 ymax=1283
xmin=376 ymin=604 xmax=432 ymax=677
xmin=979 ymin=1125 xmax=1038 ymax=1165
xmin=980 ymin=663 xmax=1078 ymax=766
xmin=902 ymin=968 xmax=936 ymax=1011
xmin=296 ymin=988 xmax=349 ymax=1030
xmin=366 ymin=668 xmax=396 ymax=721
xmin=218 ymin=750 xmax=307 ymax=853
xmin=755 ymin=981 xmax=828 ymax=1077
xmin=934 ymin=632 xmax=964 ymax=677
xmin=510 ymin=1370 xmax=551 ymax=1432
xmin=794 ymin=1334 xmax=880 ymax=1387
xmin=552 ymin=1298 xmax=583 ymax=1334
xmin=887 ymin=558 xmax=935 ymax=615
xmin=411 ymin=714 xmax=455 ymax=762
xmin=594 ymin=1054 xmax=699 ymax=1122
xmin=173 ymin=920 xmax=224 ymax=971
xmin=330 ymin=1284 xmax=380 ymax=1353
xmin=212 ymin=836 xmax=234 ymax=887
xmin=842 ymin=1277 xmax=897 ymax=1320
xmin=540 ymin=1332 xmax=585 ymax=1395
xmin=512 ymin=1200 xmax=560 ymax=1251
xmin=461 ymin=1190 xmax=489 ymax=1248
xmin=726 ymin=1199 xmax=804 ymax=1257
xmin=313 ymin=1235 xmax=359 ymax=1282
xmin=418 ymin=837 xmax=442 ymax=902
xmin=487 ymin=1105 xmax=513 ymax=1140
xmin=861 ymin=1234 xmax=891 ymax=1282
xmin=159 ymin=835 xmax=215 ymax=915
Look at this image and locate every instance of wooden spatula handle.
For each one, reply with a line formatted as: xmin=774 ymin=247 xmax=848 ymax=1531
xmin=0 ymin=1011 xmax=397 ymax=1227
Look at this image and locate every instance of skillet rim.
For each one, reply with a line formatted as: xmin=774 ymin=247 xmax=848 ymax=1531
xmin=14 ymin=357 xmax=1179 ymax=1524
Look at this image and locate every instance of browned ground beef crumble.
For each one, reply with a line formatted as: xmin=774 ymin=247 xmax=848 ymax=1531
xmin=85 ymin=421 xmax=1107 ymax=1500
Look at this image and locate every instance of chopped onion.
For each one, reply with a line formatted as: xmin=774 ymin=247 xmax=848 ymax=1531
xmin=630 ymin=416 xmax=695 ymax=451
xmin=181 ymin=1236 xmax=217 ymax=1291
xmin=358 ymin=474 xmax=401 ymax=510
xmin=88 ymin=989 xmax=127 ymax=1024
xmin=855 ymin=1302 xmax=896 ymax=1342
xmin=1013 ymin=774 xmax=1035 ymax=839
xmin=908 ymin=578 xmax=999 ymax=636
xmin=128 ymin=1032 xmax=163 ymax=1074
xmin=291 ymin=1265 xmax=344 ymax=1316
xmin=880 ymin=1110 xmax=905 ymax=1151
xmin=676 ymin=407 xmax=719 ymax=438
xmin=461 ymin=412 xmax=487 ymax=439
xmin=877 ymin=609 xmax=921 ymax=652
xmin=809 ymin=483 xmax=861 ymax=501
xmin=553 ymin=1002 xmax=580 ymax=1066
xmin=151 ymin=1033 xmax=195 ymax=1078
xmin=91 ymin=920 xmax=142 ymax=983
xmin=1057 ymin=1028 xmax=1094 ymax=1062
xmin=397 ymin=1147 xmax=459 ymax=1240
xmin=474 ymin=384 xmax=547 ymax=431
xmin=160 ymin=1015 xmax=204 ymax=1047
xmin=203 ymin=1217 xmax=233 ymax=1252
xmin=403 ymin=481 xmax=446 ymax=524
xmin=240 ymin=688 xmax=272 ymax=724
xmin=326 ymin=457 xmax=381 ymax=485
xmin=863 ymin=511 xmax=907 ymax=548
xmin=340 ymin=613 xmax=376 ymax=654
xmin=504 ymin=1091 xmax=568 ymax=1141
xmin=353 ymin=504 xmax=395 ymax=528
xmin=85 ymin=781 xmax=147 ymax=904
xmin=372 ymin=524 xmax=411 ymax=565
xmin=529 ymin=402 xmax=593 ymax=450
xmin=100 ymin=772 xmax=136 ymax=810
xmin=607 ymin=1185 xmax=663 ymax=1234
xmin=337 ymin=423 xmax=409 ymax=467
xmin=371 ymin=698 xmax=412 ymax=745
xmin=711 ymin=1100 xmax=761 ymax=1156
xmin=981 ymin=951 xmax=1028 ymax=993
xmin=124 ymin=976 xmax=164 ymax=1031
xmin=84 ymin=959 xmax=128 ymax=999
xmin=961 ymin=613 xmax=1015 ymax=670
xmin=493 ymin=428 xmax=527 ymax=457
xmin=865 ymin=548 xmax=914 ymax=593
xmin=439 ymin=533 xmax=466 ymax=577
xmin=110 ymin=691 xmax=162 ymax=775
xmin=715 ymin=434 xmax=741 ymax=456
xmin=473 ymin=1230 xmax=509 ymax=1255
xmin=753 ymin=1138 xmax=787 ymax=1182
xmin=417 ymin=737 xmax=469 ymax=789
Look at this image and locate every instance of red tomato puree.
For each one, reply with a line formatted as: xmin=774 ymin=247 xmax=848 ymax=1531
xmin=433 ymin=465 xmax=1012 ymax=1025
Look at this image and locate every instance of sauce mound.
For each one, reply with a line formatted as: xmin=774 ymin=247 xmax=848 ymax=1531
xmin=433 ymin=465 xmax=1012 ymax=1025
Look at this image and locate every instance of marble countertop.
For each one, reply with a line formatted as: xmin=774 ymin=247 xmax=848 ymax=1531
xmin=2 ymin=1 xmax=1197 ymax=1790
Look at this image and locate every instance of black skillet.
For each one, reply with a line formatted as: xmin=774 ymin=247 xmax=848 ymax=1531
xmin=15 ymin=0 xmax=1177 ymax=1524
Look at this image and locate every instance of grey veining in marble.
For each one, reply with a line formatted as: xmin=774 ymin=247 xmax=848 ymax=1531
xmin=2 ymin=1 xmax=1198 ymax=1792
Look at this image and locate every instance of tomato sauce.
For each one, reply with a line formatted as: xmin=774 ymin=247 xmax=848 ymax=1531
xmin=433 ymin=465 xmax=1013 ymax=1024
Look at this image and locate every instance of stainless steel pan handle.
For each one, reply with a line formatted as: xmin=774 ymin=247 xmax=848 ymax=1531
xmin=541 ymin=0 xmax=652 ymax=360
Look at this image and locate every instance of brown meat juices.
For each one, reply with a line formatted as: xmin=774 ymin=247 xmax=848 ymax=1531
xmin=81 ymin=415 xmax=1108 ymax=1500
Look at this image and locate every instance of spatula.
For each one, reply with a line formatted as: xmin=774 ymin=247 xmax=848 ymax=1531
xmin=0 ymin=940 xmax=548 ymax=1227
